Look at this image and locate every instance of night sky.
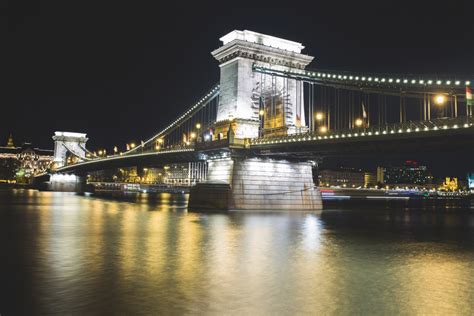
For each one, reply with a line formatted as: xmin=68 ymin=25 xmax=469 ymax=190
xmin=2 ymin=1 xmax=474 ymax=176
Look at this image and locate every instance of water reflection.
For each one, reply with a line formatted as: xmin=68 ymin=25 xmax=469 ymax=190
xmin=0 ymin=190 xmax=472 ymax=314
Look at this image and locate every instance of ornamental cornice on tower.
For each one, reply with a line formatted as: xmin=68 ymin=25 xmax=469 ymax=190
xmin=52 ymin=131 xmax=88 ymax=143
xmin=211 ymin=30 xmax=314 ymax=69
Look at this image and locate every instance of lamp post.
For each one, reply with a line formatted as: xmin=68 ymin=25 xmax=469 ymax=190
xmin=434 ymin=94 xmax=446 ymax=118
xmin=315 ymin=112 xmax=324 ymax=134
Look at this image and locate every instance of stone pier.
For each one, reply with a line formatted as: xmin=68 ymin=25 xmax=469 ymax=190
xmin=189 ymin=157 xmax=322 ymax=211
xmin=33 ymin=173 xmax=90 ymax=193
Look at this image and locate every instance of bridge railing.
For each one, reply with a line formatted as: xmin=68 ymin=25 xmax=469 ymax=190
xmin=250 ymin=116 xmax=474 ymax=145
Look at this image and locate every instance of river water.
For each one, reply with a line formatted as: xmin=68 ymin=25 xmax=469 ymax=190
xmin=0 ymin=189 xmax=473 ymax=315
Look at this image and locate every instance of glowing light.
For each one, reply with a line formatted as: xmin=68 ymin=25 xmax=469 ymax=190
xmin=196 ymin=123 xmax=201 ymax=129
xmin=319 ymin=126 xmax=327 ymax=133
xmin=355 ymin=118 xmax=363 ymax=127
xmin=315 ymin=112 xmax=324 ymax=121
xmin=259 ymin=109 xmax=265 ymax=116
xmin=190 ymin=132 xmax=197 ymax=139
xmin=435 ymin=94 xmax=446 ymax=105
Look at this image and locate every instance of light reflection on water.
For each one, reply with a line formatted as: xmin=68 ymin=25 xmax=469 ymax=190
xmin=0 ymin=190 xmax=473 ymax=314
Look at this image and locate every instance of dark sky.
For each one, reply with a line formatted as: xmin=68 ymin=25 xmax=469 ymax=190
xmin=2 ymin=0 xmax=474 ymax=175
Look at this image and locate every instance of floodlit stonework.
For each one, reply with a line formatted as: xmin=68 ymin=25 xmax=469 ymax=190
xmin=211 ymin=30 xmax=314 ymax=138
xmin=189 ymin=158 xmax=322 ymax=211
xmin=52 ymin=131 xmax=88 ymax=167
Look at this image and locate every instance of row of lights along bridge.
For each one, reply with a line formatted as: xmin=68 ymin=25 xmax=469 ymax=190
xmin=89 ymin=92 xmax=452 ymax=158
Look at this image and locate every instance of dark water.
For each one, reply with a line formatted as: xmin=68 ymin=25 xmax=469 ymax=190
xmin=0 ymin=190 xmax=473 ymax=315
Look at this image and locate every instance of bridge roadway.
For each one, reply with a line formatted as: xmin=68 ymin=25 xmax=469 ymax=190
xmin=54 ymin=116 xmax=474 ymax=174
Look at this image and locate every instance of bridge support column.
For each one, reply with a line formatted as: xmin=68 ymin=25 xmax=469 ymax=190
xmin=189 ymin=157 xmax=322 ymax=211
xmin=36 ymin=174 xmax=90 ymax=193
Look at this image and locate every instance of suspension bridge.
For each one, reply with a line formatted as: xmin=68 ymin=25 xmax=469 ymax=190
xmin=37 ymin=30 xmax=474 ymax=211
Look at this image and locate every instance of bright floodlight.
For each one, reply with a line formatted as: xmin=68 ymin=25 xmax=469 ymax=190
xmin=355 ymin=118 xmax=363 ymax=127
xmin=196 ymin=123 xmax=201 ymax=129
xmin=319 ymin=126 xmax=327 ymax=133
xmin=315 ymin=112 xmax=324 ymax=121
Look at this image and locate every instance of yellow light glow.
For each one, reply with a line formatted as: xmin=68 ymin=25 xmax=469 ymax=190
xmin=319 ymin=126 xmax=327 ymax=133
xmin=259 ymin=109 xmax=265 ymax=116
xmin=315 ymin=112 xmax=324 ymax=121
xmin=196 ymin=123 xmax=201 ymax=129
xmin=435 ymin=94 xmax=446 ymax=105
xmin=190 ymin=132 xmax=196 ymax=139
xmin=130 ymin=143 xmax=136 ymax=149
xmin=355 ymin=118 xmax=363 ymax=127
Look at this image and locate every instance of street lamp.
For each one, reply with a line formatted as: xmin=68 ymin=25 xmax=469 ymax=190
xmin=355 ymin=118 xmax=363 ymax=127
xmin=434 ymin=94 xmax=446 ymax=105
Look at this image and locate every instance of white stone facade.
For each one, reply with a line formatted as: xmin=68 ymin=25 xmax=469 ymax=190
xmin=211 ymin=30 xmax=314 ymax=138
xmin=52 ymin=131 xmax=88 ymax=167
xmin=204 ymin=157 xmax=322 ymax=210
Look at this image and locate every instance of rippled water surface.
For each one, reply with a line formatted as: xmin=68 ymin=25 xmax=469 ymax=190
xmin=0 ymin=190 xmax=473 ymax=315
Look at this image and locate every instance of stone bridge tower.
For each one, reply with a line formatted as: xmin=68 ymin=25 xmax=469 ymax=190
xmin=211 ymin=30 xmax=314 ymax=138
xmin=189 ymin=31 xmax=321 ymax=211
xmin=52 ymin=131 xmax=88 ymax=168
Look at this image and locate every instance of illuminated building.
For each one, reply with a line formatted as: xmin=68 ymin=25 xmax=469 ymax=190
xmin=468 ymin=173 xmax=474 ymax=191
xmin=382 ymin=161 xmax=433 ymax=185
xmin=0 ymin=135 xmax=54 ymax=183
xmin=163 ymin=163 xmax=207 ymax=186
xmin=440 ymin=177 xmax=458 ymax=192
xmin=318 ymin=168 xmax=366 ymax=188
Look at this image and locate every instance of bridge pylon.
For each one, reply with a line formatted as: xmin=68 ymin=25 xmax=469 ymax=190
xmin=211 ymin=30 xmax=314 ymax=139
xmin=52 ymin=131 xmax=88 ymax=168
